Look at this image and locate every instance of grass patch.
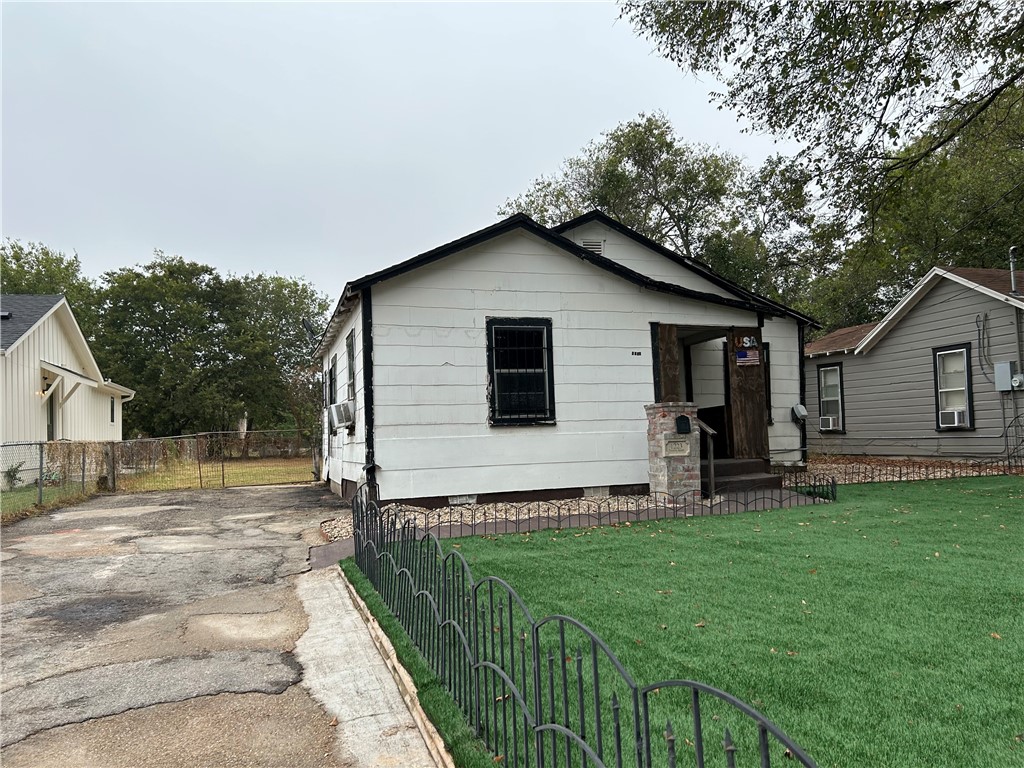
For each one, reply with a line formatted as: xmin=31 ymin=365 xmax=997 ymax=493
xmin=448 ymin=477 xmax=1023 ymax=768
xmin=0 ymin=485 xmax=90 ymax=524
xmin=117 ymin=456 xmax=313 ymax=492
xmin=340 ymin=560 xmax=496 ymax=768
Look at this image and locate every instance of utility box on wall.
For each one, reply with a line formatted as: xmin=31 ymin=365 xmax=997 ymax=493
xmin=994 ymin=361 xmax=1023 ymax=392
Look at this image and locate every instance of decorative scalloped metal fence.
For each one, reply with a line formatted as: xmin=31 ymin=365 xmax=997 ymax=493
xmin=353 ymin=490 xmax=820 ymax=768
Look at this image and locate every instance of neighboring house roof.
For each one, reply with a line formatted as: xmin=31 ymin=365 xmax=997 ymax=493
xmin=0 ymin=294 xmax=64 ymax=352
xmin=0 ymin=294 xmax=136 ymax=400
xmin=318 ymin=212 xmax=817 ymax=355
xmin=804 ymin=322 xmax=879 ymax=357
xmin=553 ymin=210 xmax=819 ymax=327
xmin=856 ymin=267 xmax=1024 ymax=354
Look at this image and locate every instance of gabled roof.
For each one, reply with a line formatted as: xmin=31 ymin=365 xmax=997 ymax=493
xmin=0 ymin=294 xmax=64 ymax=352
xmin=855 ymin=267 xmax=1024 ymax=354
xmin=317 ymin=212 xmax=804 ymax=355
xmin=0 ymin=294 xmax=135 ymax=398
xmin=553 ymin=209 xmax=819 ymax=327
xmin=804 ymin=322 xmax=878 ymax=357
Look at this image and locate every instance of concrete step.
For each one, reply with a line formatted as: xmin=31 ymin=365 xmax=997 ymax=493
xmin=701 ymin=458 xmax=769 ymax=478
xmin=702 ymin=472 xmax=782 ymax=495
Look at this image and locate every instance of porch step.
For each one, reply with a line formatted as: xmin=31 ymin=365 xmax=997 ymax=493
xmin=700 ymin=458 xmax=769 ymax=477
xmin=702 ymin=472 xmax=782 ymax=496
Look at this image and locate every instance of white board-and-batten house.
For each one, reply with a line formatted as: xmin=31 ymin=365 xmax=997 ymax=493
xmin=804 ymin=267 xmax=1024 ymax=460
xmin=317 ymin=211 xmax=817 ymax=505
xmin=1 ymin=295 xmax=135 ymax=444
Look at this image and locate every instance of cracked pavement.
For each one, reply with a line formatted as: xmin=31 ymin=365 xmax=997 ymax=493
xmin=0 ymin=484 xmax=433 ymax=767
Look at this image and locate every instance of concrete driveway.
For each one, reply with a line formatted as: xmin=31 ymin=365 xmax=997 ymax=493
xmin=0 ymin=485 xmax=436 ymax=767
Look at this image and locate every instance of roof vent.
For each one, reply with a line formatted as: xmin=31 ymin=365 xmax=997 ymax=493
xmin=0 ymin=311 xmax=11 ymax=320
xmin=580 ymin=239 xmax=604 ymax=256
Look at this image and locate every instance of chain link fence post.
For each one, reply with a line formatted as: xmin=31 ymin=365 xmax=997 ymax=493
xmin=37 ymin=443 xmax=44 ymax=506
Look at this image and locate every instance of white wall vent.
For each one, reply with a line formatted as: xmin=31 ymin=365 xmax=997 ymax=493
xmin=938 ymin=409 xmax=966 ymax=427
xmin=580 ymin=239 xmax=604 ymax=256
xmin=819 ymin=416 xmax=838 ymax=431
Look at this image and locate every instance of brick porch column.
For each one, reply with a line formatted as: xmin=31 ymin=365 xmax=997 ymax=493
xmin=645 ymin=402 xmax=700 ymax=499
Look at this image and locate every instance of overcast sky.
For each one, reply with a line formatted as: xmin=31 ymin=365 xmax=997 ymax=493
xmin=3 ymin=2 xmax=790 ymax=303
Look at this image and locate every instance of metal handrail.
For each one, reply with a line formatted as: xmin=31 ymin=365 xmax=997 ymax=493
xmin=692 ymin=416 xmax=717 ymax=498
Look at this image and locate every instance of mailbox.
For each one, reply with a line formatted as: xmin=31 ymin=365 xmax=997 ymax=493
xmin=675 ymin=415 xmax=691 ymax=434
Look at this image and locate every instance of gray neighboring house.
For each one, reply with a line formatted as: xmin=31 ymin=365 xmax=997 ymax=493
xmin=804 ymin=267 xmax=1024 ymax=460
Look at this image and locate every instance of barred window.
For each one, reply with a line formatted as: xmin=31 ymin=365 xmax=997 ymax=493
xmin=486 ymin=318 xmax=555 ymax=424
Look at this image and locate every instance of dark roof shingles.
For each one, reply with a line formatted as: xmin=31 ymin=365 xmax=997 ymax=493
xmin=804 ymin=321 xmax=878 ymax=356
xmin=0 ymin=295 xmax=63 ymax=352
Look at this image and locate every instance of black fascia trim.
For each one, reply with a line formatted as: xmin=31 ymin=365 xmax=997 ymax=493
xmin=361 ymin=287 xmax=377 ymax=497
xmin=650 ymin=322 xmax=662 ymax=402
xmin=486 ymin=316 xmax=556 ymax=425
xmin=815 ymin=361 xmax=846 ymax=433
xmin=345 ymin=212 xmax=778 ymax=317
xmin=553 ymin=209 xmax=820 ymax=327
xmin=932 ymin=341 xmax=974 ymax=431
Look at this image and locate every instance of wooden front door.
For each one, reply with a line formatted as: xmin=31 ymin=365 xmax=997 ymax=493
xmin=725 ymin=328 xmax=769 ymax=459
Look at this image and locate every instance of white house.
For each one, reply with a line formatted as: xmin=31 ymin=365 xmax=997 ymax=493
xmin=317 ymin=212 xmax=816 ymax=504
xmin=1 ymin=295 xmax=135 ymax=444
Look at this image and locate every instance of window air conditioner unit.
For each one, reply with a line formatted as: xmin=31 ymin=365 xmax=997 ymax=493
xmin=819 ymin=416 xmax=838 ymax=431
xmin=939 ymin=409 xmax=966 ymax=427
xmin=328 ymin=402 xmax=354 ymax=430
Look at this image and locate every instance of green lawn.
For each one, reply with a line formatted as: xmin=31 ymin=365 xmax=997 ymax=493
xmin=443 ymin=477 xmax=1023 ymax=768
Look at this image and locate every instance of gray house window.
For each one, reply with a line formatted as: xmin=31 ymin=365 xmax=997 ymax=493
xmin=934 ymin=344 xmax=973 ymax=429
xmin=817 ymin=363 xmax=844 ymax=432
xmin=110 ymin=397 xmax=116 ymax=424
xmin=486 ymin=317 xmax=555 ymax=425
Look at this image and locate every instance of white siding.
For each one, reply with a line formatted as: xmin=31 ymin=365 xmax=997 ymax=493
xmin=369 ymin=230 xmax=799 ymax=500
xmin=762 ymin=316 xmax=805 ymax=464
xmin=321 ymin=303 xmax=366 ymax=488
xmin=1 ymin=311 xmax=125 ymax=444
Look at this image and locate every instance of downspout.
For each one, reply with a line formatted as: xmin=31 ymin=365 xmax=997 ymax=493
xmin=361 ymin=287 xmax=378 ymax=501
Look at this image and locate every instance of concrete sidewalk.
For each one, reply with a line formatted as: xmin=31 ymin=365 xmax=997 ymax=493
xmin=296 ymin=567 xmax=444 ymax=768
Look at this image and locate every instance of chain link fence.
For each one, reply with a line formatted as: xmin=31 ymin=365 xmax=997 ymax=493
xmin=1 ymin=430 xmax=319 ymax=522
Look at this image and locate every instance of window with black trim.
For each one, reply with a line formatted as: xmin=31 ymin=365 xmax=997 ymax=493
xmin=762 ymin=342 xmax=773 ymax=424
xmin=345 ymin=332 xmax=356 ymax=401
xmin=933 ymin=344 xmax=972 ymax=429
xmin=817 ymin=363 xmax=844 ymax=432
xmin=110 ymin=396 xmax=116 ymax=424
xmin=486 ymin=317 xmax=555 ymax=424
xmin=328 ymin=354 xmax=337 ymax=405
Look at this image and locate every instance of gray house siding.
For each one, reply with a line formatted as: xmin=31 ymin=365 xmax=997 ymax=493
xmin=806 ymin=278 xmax=1022 ymax=458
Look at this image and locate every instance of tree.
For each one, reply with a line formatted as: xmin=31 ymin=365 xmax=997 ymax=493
xmin=620 ymin=1 xmax=1024 ymax=197
xmin=96 ymin=255 xmax=242 ymax=437
xmin=93 ymin=254 xmax=329 ymax=438
xmin=499 ymin=113 xmax=743 ymax=260
xmin=500 ymin=114 xmax=832 ymax=306
xmin=0 ymin=239 xmax=99 ymax=336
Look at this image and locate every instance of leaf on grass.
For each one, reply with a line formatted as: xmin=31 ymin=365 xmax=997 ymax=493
xmin=493 ymin=755 xmax=505 ymax=763
xmin=659 ymin=624 xmax=668 ymax=630
xmin=990 ymin=632 xmax=1002 ymax=640
xmin=807 ymin=568 xmax=817 ymax=574
xmin=786 ymin=650 xmax=799 ymax=657
xmin=694 ymin=620 xmax=706 ymax=628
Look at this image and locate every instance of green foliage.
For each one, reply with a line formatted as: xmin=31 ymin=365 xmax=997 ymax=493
xmin=500 ymin=113 xmax=834 ymax=307
xmin=454 ymin=476 xmax=1023 ymax=768
xmin=0 ymin=239 xmax=99 ymax=335
xmin=620 ymin=1 xmax=1024 ymax=198
xmin=94 ymin=254 xmax=328 ymax=438
xmin=3 ymin=462 xmax=25 ymax=491
xmin=501 ymin=113 xmax=743 ymax=260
